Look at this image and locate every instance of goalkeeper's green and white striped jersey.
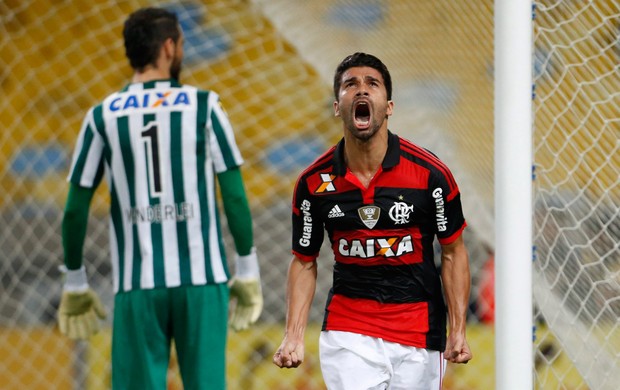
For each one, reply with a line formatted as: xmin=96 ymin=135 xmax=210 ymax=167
xmin=68 ymin=79 xmax=243 ymax=293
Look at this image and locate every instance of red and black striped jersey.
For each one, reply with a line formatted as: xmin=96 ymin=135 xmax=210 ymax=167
xmin=291 ymin=131 xmax=467 ymax=351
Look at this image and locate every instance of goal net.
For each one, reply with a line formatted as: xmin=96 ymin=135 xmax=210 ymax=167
xmin=0 ymin=0 xmax=616 ymax=389
xmin=532 ymin=1 xmax=620 ymax=389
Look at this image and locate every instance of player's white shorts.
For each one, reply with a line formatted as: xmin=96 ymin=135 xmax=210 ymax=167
xmin=319 ymin=330 xmax=446 ymax=390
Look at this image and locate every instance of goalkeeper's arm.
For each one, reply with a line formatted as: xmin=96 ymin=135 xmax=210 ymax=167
xmin=62 ymin=183 xmax=95 ymax=270
xmin=58 ymin=183 xmax=106 ymax=340
xmin=218 ymin=168 xmax=263 ymax=331
xmin=218 ymin=167 xmax=254 ymax=257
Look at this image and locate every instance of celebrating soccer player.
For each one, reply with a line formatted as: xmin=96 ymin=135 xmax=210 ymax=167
xmin=273 ymin=52 xmax=472 ymax=389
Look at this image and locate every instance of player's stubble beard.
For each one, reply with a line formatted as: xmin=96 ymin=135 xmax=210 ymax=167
xmin=170 ymin=53 xmax=182 ymax=82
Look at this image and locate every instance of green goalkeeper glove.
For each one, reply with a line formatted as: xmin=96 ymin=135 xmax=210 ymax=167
xmin=57 ymin=266 xmax=107 ymax=340
xmin=229 ymin=248 xmax=263 ymax=331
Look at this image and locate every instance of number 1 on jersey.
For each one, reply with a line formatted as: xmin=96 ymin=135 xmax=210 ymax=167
xmin=142 ymin=122 xmax=163 ymax=197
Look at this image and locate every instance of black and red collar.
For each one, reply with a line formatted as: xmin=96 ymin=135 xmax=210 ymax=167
xmin=331 ymin=130 xmax=400 ymax=176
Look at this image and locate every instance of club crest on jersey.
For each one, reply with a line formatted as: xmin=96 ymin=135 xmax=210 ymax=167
xmin=109 ymin=90 xmax=191 ymax=113
xmin=358 ymin=205 xmax=380 ymax=229
xmin=315 ymin=173 xmax=336 ymax=193
xmin=389 ymin=202 xmax=414 ymax=224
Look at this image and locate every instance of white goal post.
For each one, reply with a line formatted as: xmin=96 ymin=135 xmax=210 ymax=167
xmin=494 ymin=0 xmax=533 ymax=389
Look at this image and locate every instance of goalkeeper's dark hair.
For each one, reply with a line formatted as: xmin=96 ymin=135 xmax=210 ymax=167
xmin=123 ymin=7 xmax=180 ymax=71
xmin=333 ymin=52 xmax=392 ymax=101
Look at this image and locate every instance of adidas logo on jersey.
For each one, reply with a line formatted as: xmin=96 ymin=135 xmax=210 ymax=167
xmin=328 ymin=205 xmax=345 ymax=218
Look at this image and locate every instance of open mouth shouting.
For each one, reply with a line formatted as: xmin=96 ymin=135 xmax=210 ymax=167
xmin=354 ymin=101 xmax=371 ymax=129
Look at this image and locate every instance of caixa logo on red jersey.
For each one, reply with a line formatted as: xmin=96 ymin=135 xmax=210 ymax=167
xmin=338 ymin=235 xmax=413 ymax=258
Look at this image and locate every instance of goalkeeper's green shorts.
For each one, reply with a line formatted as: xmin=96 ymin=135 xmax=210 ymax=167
xmin=111 ymin=283 xmax=229 ymax=390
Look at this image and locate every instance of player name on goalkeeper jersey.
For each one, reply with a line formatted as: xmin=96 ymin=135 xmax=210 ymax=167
xmin=126 ymin=202 xmax=194 ymax=224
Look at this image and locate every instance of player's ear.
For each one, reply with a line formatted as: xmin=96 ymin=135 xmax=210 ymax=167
xmin=162 ymin=38 xmax=175 ymax=60
xmin=386 ymin=100 xmax=394 ymax=117
xmin=333 ymin=100 xmax=340 ymax=117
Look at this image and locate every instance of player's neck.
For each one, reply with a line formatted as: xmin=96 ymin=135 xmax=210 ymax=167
xmin=344 ymin=131 xmax=387 ymax=187
xmin=132 ymin=67 xmax=171 ymax=83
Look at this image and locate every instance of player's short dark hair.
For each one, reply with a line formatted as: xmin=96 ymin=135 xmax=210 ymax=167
xmin=333 ymin=52 xmax=392 ymax=101
xmin=123 ymin=7 xmax=180 ymax=71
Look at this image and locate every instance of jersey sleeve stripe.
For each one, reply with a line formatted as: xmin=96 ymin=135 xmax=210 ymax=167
xmin=292 ymin=250 xmax=319 ymax=262
xmin=208 ymin=92 xmax=243 ymax=172
xmin=68 ymin=108 xmax=105 ymax=188
xmin=437 ymin=221 xmax=467 ymax=245
xmin=292 ymin=147 xmax=336 ymax=213
xmin=400 ymin=139 xmax=458 ymax=193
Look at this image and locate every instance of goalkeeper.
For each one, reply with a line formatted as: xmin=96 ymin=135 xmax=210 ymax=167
xmin=58 ymin=7 xmax=262 ymax=390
